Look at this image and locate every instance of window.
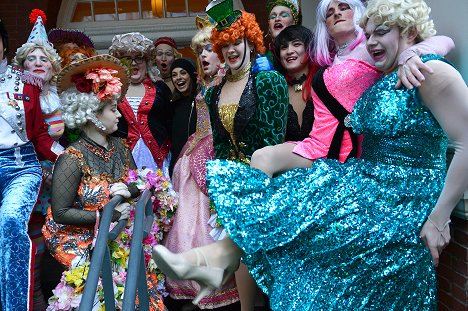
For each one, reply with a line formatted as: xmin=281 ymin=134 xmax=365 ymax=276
xmin=72 ymin=0 xmax=208 ymax=22
xmin=58 ymin=0 xmax=244 ymax=52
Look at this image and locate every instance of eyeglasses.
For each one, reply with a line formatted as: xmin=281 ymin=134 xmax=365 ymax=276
xmin=195 ymin=43 xmax=213 ymax=56
xmin=120 ymin=56 xmax=145 ymax=64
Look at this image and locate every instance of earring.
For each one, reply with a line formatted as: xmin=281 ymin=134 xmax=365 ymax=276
xmin=89 ymin=115 xmax=106 ymax=131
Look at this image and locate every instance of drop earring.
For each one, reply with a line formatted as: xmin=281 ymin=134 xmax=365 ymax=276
xmin=89 ymin=115 xmax=106 ymax=131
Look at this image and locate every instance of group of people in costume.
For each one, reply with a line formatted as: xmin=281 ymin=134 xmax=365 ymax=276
xmin=0 ymin=0 xmax=467 ymax=310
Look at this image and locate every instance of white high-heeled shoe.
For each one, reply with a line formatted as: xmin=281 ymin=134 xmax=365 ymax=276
xmin=152 ymin=245 xmax=232 ymax=304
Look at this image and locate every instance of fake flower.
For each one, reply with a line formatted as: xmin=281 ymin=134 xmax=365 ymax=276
xmin=71 ymin=74 xmax=92 ymax=93
xmin=71 ymin=67 xmax=122 ymax=100
xmin=46 ymin=168 xmax=177 ymax=310
xmin=86 ymin=68 xmax=122 ymax=100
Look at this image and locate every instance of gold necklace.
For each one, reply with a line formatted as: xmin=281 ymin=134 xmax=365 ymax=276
xmin=226 ymin=62 xmax=251 ymax=82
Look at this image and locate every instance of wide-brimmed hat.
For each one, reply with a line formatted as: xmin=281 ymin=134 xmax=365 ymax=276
xmin=57 ymin=54 xmax=129 ymax=100
xmin=48 ymin=28 xmax=95 ymax=49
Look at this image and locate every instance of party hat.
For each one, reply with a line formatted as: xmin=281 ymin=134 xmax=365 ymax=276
xmin=27 ymin=9 xmax=53 ymax=48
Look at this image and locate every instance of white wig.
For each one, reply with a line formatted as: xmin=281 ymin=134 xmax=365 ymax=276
xmin=61 ymin=87 xmax=117 ymax=129
xmin=314 ymin=0 xmax=366 ymax=66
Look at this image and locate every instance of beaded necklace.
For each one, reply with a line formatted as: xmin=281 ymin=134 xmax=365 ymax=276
xmin=226 ymin=62 xmax=251 ymax=82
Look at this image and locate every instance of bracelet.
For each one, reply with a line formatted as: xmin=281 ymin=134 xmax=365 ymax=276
xmin=42 ymin=167 xmax=51 ymax=180
xmin=427 ymin=216 xmax=451 ymax=233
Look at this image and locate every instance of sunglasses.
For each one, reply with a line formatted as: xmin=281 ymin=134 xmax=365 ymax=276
xmin=120 ymin=56 xmax=145 ymax=64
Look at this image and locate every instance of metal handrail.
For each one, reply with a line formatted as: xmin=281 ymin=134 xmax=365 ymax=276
xmin=78 ymin=188 xmax=155 ymax=311
xmin=122 ymin=188 xmax=153 ymax=311
xmin=78 ymin=194 xmax=126 ymax=311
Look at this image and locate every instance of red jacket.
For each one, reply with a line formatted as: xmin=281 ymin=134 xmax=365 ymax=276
xmin=115 ymin=78 xmax=172 ymax=168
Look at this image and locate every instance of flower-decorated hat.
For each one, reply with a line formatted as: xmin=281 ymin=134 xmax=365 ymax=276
xmin=57 ymin=54 xmax=129 ymax=100
xmin=266 ymin=0 xmax=300 ymax=24
xmin=48 ymin=28 xmax=95 ymax=50
xmin=27 ymin=9 xmax=54 ymax=49
xmin=206 ymin=0 xmax=241 ymax=30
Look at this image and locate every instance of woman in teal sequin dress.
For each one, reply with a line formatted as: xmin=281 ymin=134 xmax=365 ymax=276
xmin=153 ymin=0 xmax=468 ymax=309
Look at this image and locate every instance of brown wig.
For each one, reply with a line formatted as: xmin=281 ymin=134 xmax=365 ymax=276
xmin=211 ymin=11 xmax=265 ymax=62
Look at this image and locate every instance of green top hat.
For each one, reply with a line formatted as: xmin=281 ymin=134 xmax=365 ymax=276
xmin=206 ymin=0 xmax=242 ymax=30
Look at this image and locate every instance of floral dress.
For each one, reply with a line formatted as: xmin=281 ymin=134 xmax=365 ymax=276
xmin=43 ymin=135 xmax=166 ymax=310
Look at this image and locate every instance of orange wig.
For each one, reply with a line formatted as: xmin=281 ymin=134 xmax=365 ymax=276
xmin=211 ymin=11 xmax=265 ymax=62
xmin=59 ymin=46 xmax=97 ymax=67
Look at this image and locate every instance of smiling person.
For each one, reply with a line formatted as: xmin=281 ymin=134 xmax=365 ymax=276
xmin=153 ymin=37 xmax=181 ymax=93
xmin=12 ymin=10 xmax=65 ymax=310
xmin=109 ymin=32 xmax=172 ymax=175
xmin=249 ymin=0 xmax=455 ymax=178
xmin=152 ymin=0 xmax=468 ymax=309
xmin=168 ymin=58 xmax=198 ymax=176
xmin=162 ymin=18 xmax=242 ymax=310
xmin=154 ymin=0 xmax=288 ymax=309
xmin=274 ymin=25 xmax=317 ymax=142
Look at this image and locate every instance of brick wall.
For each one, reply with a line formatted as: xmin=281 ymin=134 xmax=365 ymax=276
xmin=0 ymin=0 xmax=62 ymax=61
xmin=437 ymin=216 xmax=468 ymax=310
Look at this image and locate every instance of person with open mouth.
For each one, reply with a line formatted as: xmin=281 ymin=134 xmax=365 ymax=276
xmin=167 ymin=58 xmax=198 ymax=176
xmin=109 ymin=32 xmax=173 ymax=176
xmin=152 ymin=0 xmax=458 ymax=310
xmin=153 ymin=36 xmax=181 ymax=93
xmin=265 ymin=0 xmax=301 ymax=65
xmin=152 ymin=0 xmax=289 ymax=309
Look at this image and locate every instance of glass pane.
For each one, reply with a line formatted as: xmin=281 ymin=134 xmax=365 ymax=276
xmin=117 ymin=0 xmax=141 ymax=20
xmin=72 ymin=2 xmax=93 ymax=22
xmin=142 ymin=0 xmax=160 ymax=19
xmin=189 ymin=0 xmax=208 ymax=17
xmin=166 ymin=0 xmax=186 ymax=17
xmin=93 ymin=1 xmax=117 ymax=21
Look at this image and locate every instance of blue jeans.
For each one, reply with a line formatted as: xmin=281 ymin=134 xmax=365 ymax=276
xmin=0 ymin=142 xmax=41 ymax=311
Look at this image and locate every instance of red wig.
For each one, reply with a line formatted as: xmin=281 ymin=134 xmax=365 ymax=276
xmin=59 ymin=46 xmax=97 ymax=67
xmin=211 ymin=11 xmax=265 ymax=62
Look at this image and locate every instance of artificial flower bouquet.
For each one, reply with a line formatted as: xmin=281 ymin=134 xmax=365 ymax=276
xmin=47 ymin=168 xmax=178 ymax=310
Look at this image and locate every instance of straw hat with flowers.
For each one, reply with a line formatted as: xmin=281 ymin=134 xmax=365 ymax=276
xmin=57 ymin=54 xmax=129 ymax=100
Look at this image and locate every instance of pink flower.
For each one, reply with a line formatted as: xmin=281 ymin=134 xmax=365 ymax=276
xmin=127 ymin=169 xmax=138 ymax=183
xmin=85 ymin=68 xmax=122 ymax=101
xmin=145 ymin=171 xmax=161 ymax=188
xmin=144 ymin=252 xmax=151 ymax=265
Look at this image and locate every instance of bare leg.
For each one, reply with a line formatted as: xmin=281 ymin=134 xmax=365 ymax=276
xmin=251 ymin=143 xmax=314 ymax=177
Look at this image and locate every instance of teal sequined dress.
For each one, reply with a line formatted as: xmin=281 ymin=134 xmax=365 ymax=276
xmin=206 ymin=55 xmax=448 ymax=310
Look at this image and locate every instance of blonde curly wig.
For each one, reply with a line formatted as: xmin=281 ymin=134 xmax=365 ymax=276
xmin=12 ymin=43 xmax=61 ymax=81
xmin=361 ymin=0 xmax=436 ymax=41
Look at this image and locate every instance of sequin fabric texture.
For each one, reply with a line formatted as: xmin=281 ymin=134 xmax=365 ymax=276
xmin=207 ymin=55 xmax=448 ymax=310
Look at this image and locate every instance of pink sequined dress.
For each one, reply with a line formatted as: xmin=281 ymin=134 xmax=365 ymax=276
xmin=164 ymin=89 xmax=239 ymax=308
xmin=293 ymin=47 xmax=381 ymax=161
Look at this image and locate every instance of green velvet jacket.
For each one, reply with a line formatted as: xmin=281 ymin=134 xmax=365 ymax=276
xmin=206 ymin=69 xmax=289 ymax=163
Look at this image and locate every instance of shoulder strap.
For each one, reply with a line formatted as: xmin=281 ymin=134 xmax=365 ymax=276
xmin=312 ymin=67 xmax=358 ymax=160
